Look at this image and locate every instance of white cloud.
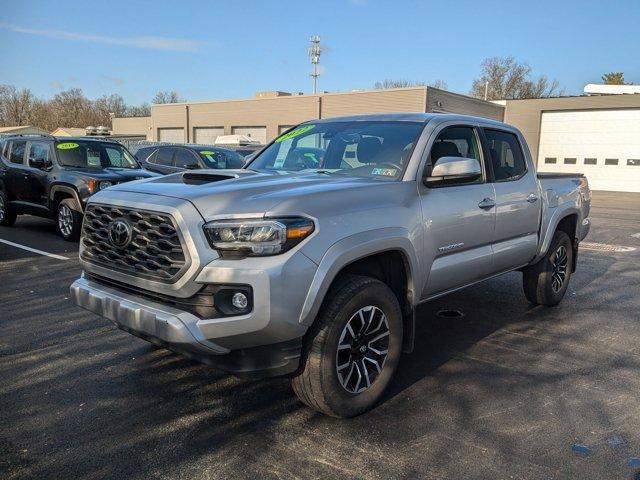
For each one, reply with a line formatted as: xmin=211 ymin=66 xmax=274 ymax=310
xmin=0 ymin=23 xmax=204 ymax=52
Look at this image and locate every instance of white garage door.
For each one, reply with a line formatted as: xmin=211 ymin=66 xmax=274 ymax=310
xmin=158 ymin=128 xmax=184 ymax=143
xmin=194 ymin=127 xmax=224 ymax=145
xmin=232 ymin=126 xmax=267 ymax=144
xmin=538 ymin=109 xmax=640 ymax=192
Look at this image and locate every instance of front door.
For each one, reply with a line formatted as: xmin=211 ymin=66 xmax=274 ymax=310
xmin=24 ymin=141 xmax=52 ymax=206
xmin=419 ymin=125 xmax=496 ymax=298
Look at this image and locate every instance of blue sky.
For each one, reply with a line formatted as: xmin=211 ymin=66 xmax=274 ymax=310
xmin=1 ymin=0 xmax=638 ymax=104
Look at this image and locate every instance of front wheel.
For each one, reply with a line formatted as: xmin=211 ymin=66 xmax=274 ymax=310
xmin=0 ymin=190 xmax=17 ymax=226
xmin=523 ymin=230 xmax=573 ymax=306
xmin=291 ymin=275 xmax=403 ymax=418
xmin=57 ymin=198 xmax=83 ymax=241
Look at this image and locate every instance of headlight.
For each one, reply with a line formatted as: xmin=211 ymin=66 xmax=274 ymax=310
xmin=203 ymin=217 xmax=314 ymax=257
xmin=99 ymin=181 xmax=113 ymax=190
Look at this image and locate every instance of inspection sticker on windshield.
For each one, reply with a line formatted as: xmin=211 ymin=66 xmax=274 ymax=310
xmin=275 ymin=124 xmax=315 ymax=143
xmin=371 ymin=167 xmax=397 ymax=176
xmin=199 ymin=150 xmax=216 ymax=155
xmin=56 ymin=142 xmax=79 ymax=150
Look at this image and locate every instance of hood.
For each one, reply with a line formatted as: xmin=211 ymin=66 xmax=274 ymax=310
xmin=103 ymin=169 xmax=399 ymax=218
xmin=67 ymin=167 xmax=155 ymax=181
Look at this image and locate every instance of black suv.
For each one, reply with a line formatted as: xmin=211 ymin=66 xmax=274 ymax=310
xmin=0 ymin=135 xmax=154 ymax=241
xmin=138 ymin=144 xmax=245 ymax=175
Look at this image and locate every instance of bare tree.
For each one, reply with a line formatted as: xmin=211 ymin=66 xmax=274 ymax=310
xmin=152 ymin=90 xmax=182 ymax=104
xmin=374 ymin=79 xmax=426 ymax=89
xmin=470 ymin=56 xmax=563 ymax=100
xmin=0 ymin=85 xmax=37 ymax=126
xmin=125 ymin=103 xmax=151 ymax=117
xmin=429 ymin=79 xmax=448 ymax=90
xmin=601 ymin=72 xmax=626 ymax=85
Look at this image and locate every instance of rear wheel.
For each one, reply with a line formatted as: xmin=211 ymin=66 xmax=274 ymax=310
xmin=0 ymin=190 xmax=17 ymax=226
xmin=291 ymin=275 xmax=403 ymax=418
xmin=57 ymin=198 xmax=82 ymax=241
xmin=523 ymin=230 xmax=573 ymax=306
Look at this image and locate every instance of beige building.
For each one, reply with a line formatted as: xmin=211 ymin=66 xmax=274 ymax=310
xmin=0 ymin=125 xmax=49 ymax=136
xmin=114 ymin=87 xmax=504 ymax=144
xmin=51 ymin=127 xmax=87 ymax=136
xmin=111 ymin=86 xmax=640 ymax=192
xmin=504 ymin=94 xmax=640 ymax=192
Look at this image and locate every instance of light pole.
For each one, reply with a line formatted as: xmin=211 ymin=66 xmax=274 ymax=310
xmin=308 ymin=35 xmax=322 ymax=94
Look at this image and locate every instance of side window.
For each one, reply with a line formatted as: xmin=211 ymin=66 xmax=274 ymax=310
xmin=484 ymin=129 xmax=527 ymax=182
xmin=145 ymin=149 xmax=159 ymax=163
xmin=27 ymin=141 xmax=51 ymax=167
xmin=155 ymin=147 xmax=175 ymax=166
xmin=174 ymin=148 xmax=199 ymax=169
xmin=9 ymin=141 xmax=27 ymax=164
xmin=425 ymin=126 xmax=482 ymax=185
xmin=1 ymin=141 xmax=9 ymax=159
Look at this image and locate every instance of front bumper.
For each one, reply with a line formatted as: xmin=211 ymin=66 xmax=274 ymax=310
xmin=71 ymin=276 xmax=229 ymax=355
xmin=71 ymin=245 xmax=319 ymax=376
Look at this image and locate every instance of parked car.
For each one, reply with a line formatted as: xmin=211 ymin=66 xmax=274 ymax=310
xmin=71 ymin=114 xmax=590 ymax=417
xmin=0 ymin=135 xmax=154 ymax=240
xmin=139 ymin=144 xmax=245 ymax=175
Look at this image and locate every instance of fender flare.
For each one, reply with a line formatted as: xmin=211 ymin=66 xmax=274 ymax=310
xmin=49 ymin=185 xmax=83 ymax=212
xmin=533 ymin=204 xmax=580 ymax=263
xmin=298 ymin=227 xmax=421 ymax=327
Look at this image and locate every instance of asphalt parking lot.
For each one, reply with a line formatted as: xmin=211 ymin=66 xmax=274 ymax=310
xmin=1 ymin=191 xmax=640 ymax=480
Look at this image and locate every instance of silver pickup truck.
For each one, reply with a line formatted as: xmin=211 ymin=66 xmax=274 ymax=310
xmin=71 ymin=113 xmax=590 ymax=417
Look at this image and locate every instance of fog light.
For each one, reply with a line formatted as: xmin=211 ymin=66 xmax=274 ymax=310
xmin=231 ymin=292 xmax=248 ymax=310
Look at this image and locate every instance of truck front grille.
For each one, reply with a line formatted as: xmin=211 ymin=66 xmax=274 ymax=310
xmin=81 ymin=204 xmax=187 ymax=282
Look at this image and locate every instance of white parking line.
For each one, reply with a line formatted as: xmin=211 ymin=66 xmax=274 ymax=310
xmin=0 ymin=238 xmax=69 ymax=260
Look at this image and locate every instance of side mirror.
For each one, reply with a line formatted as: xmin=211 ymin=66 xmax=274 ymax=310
xmin=184 ymin=163 xmax=200 ymax=170
xmin=425 ymin=157 xmax=481 ymax=186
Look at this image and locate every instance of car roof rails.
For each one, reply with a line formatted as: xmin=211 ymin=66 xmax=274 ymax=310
xmin=10 ymin=133 xmax=56 ymax=140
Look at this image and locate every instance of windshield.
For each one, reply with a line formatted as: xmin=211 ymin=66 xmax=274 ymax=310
xmin=55 ymin=141 xmax=139 ymax=169
xmin=196 ymin=148 xmax=245 ymax=169
xmin=247 ymin=121 xmax=424 ymax=180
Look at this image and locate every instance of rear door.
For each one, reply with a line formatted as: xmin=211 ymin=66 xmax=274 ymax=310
xmin=419 ymin=124 xmax=497 ymax=298
xmin=483 ymin=128 xmax=540 ymax=271
xmin=4 ymin=140 xmax=30 ymax=201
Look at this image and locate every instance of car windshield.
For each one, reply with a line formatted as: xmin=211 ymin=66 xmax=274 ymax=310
xmin=195 ymin=148 xmax=245 ymax=169
xmin=247 ymin=121 xmax=424 ymax=180
xmin=55 ymin=140 xmax=139 ymax=169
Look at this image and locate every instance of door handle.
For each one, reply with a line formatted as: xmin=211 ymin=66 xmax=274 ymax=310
xmin=527 ymin=193 xmax=539 ymax=203
xmin=478 ymin=197 xmax=496 ymax=210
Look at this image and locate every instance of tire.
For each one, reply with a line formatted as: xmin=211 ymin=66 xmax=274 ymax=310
xmin=291 ymin=275 xmax=403 ymax=418
xmin=523 ymin=230 xmax=573 ymax=306
xmin=0 ymin=190 xmax=17 ymax=226
xmin=56 ymin=198 xmax=83 ymax=242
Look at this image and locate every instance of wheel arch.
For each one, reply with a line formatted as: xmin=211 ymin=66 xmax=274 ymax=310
xmin=535 ymin=207 xmax=580 ymax=272
xmin=49 ymin=184 xmax=82 ymax=213
xmin=298 ymin=228 xmax=420 ymax=352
